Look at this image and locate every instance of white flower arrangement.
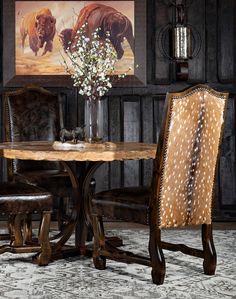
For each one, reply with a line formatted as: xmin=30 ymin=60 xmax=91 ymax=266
xmin=61 ymin=24 xmax=129 ymax=100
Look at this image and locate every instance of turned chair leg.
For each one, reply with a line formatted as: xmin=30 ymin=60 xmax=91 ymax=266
xmin=36 ymin=212 xmax=52 ymax=266
xmin=92 ymin=215 xmax=106 ymax=270
xmin=12 ymin=214 xmax=24 ymax=246
xmin=24 ymin=214 xmax=33 ymax=243
xmin=202 ymin=223 xmax=217 ymax=275
xmin=149 ymin=227 xmax=166 ymax=285
xmin=8 ymin=215 xmax=15 ymax=244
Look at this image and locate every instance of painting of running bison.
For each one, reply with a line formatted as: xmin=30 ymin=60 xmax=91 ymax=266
xmin=20 ymin=7 xmax=56 ymax=56
xmin=59 ymin=3 xmax=134 ymax=60
xmin=15 ymin=1 xmax=135 ymax=76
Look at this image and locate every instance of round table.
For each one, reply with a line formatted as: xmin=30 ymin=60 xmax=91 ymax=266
xmin=0 ymin=141 xmax=157 ymax=257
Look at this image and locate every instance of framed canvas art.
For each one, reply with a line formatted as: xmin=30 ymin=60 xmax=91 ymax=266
xmin=3 ymin=0 xmax=146 ymax=87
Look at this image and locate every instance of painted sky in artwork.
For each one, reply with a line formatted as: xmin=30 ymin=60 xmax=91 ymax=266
xmin=15 ymin=1 xmax=134 ymax=75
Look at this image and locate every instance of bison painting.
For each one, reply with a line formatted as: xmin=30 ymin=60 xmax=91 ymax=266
xmin=59 ymin=3 xmax=134 ymax=59
xmin=20 ymin=8 xmax=56 ymax=56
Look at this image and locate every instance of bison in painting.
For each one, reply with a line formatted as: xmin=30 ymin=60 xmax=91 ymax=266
xmin=20 ymin=8 xmax=56 ymax=56
xmin=59 ymin=3 xmax=134 ymax=59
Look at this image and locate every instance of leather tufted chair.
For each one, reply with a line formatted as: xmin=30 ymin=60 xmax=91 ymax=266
xmin=0 ymin=182 xmax=52 ymax=265
xmin=90 ymin=85 xmax=228 ymax=285
xmin=3 ymin=85 xmax=78 ymax=228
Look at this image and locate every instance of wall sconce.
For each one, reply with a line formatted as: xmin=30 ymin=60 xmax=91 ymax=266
xmin=158 ymin=0 xmax=201 ymax=62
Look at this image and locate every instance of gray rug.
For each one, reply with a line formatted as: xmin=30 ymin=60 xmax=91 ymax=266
xmin=0 ymin=229 xmax=236 ymax=299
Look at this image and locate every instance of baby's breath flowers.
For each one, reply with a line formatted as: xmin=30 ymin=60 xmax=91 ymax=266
xmin=61 ymin=24 xmax=127 ymax=100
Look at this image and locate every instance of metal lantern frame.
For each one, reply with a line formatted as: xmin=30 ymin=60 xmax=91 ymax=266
xmin=157 ymin=0 xmax=202 ymax=62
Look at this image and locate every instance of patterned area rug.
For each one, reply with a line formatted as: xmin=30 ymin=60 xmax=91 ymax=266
xmin=0 ymin=229 xmax=236 ymax=299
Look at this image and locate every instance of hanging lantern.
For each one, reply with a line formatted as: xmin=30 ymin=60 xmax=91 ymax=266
xmin=157 ymin=0 xmax=201 ymax=62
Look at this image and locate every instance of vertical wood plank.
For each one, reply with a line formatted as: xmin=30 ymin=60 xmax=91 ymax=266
xmin=109 ymin=96 xmax=121 ymax=189
xmin=65 ymin=88 xmax=78 ymax=129
xmin=77 ymin=95 xmax=85 ymax=128
xmin=141 ymin=96 xmax=154 ymax=186
xmin=135 ymin=0 xmax=147 ymax=85
xmin=153 ymin=96 xmax=165 ymax=143
xmin=218 ymin=97 xmax=236 ymax=205
xmin=154 ymin=1 xmax=172 ymax=83
xmin=206 ymin=0 xmax=217 ymax=82
xmin=188 ymin=0 xmax=206 ymax=82
xmin=122 ymin=97 xmax=140 ymax=187
xmin=218 ymin=0 xmax=235 ymax=82
xmin=147 ymin=0 xmax=155 ymax=83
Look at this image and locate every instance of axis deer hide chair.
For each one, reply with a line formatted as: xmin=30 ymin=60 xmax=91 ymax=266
xmin=0 ymin=182 xmax=52 ymax=265
xmin=3 ymin=85 xmax=78 ymax=231
xmin=90 ymin=85 xmax=228 ymax=285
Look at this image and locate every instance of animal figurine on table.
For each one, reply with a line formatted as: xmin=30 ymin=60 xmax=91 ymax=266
xmin=72 ymin=126 xmax=85 ymax=142
xmin=60 ymin=127 xmax=85 ymax=143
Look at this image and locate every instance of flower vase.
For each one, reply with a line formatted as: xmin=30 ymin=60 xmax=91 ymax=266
xmin=84 ymin=97 xmax=104 ymax=143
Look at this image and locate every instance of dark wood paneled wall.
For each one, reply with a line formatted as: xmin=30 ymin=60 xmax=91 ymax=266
xmin=0 ymin=0 xmax=235 ymax=220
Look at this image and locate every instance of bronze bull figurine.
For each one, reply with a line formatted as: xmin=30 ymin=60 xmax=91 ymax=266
xmin=60 ymin=126 xmax=85 ymax=143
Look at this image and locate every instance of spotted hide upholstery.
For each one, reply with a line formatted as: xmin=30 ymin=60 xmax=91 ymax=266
xmin=90 ymin=85 xmax=228 ymax=285
xmin=157 ymin=86 xmax=228 ymax=228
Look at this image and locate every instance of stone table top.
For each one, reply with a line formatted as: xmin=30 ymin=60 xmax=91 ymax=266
xmin=0 ymin=141 xmax=157 ymax=162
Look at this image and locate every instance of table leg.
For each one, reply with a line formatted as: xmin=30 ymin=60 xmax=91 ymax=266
xmin=79 ymin=162 xmax=123 ymax=251
xmin=74 ymin=162 xmax=104 ymax=251
xmin=50 ymin=161 xmax=81 ymax=259
xmin=50 ymin=160 xmax=123 ymax=260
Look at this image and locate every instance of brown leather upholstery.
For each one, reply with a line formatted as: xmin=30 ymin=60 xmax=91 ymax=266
xmin=3 ymin=85 xmax=78 ymax=224
xmin=91 ymin=85 xmax=228 ymax=285
xmin=0 ymin=182 xmax=52 ymax=214
xmin=0 ymin=182 xmax=52 ymax=265
xmin=4 ymin=86 xmax=62 ymax=174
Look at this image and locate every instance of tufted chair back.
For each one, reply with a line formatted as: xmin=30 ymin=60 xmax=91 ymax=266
xmin=3 ymin=85 xmax=64 ymax=176
xmin=153 ymin=85 xmax=228 ymax=228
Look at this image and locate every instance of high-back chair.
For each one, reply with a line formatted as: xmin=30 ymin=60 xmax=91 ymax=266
xmin=90 ymin=85 xmax=228 ymax=285
xmin=3 ymin=85 xmax=78 ymax=228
